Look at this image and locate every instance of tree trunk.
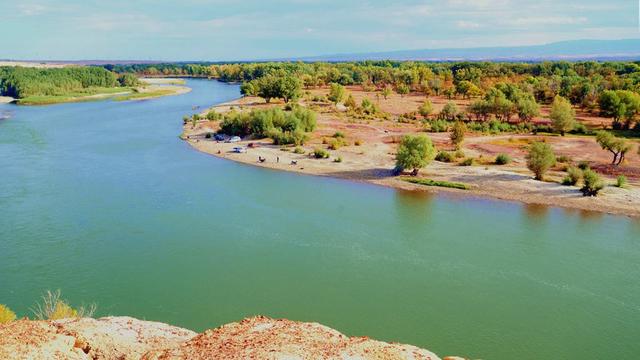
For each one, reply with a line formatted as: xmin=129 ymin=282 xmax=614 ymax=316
xmin=411 ymin=168 xmax=419 ymax=176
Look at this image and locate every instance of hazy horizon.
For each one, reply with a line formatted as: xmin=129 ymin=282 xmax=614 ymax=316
xmin=1 ymin=0 xmax=639 ymax=61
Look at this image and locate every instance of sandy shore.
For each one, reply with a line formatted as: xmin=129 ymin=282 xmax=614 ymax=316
xmin=0 ymin=96 xmax=15 ymax=103
xmin=183 ymin=96 xmax=640 ymax=218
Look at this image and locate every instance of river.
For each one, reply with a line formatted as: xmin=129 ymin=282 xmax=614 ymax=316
xmin=1 ymin=79 xmax=639 ymax=359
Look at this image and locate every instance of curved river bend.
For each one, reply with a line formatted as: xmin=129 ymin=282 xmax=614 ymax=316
xmin=1 ymin=80 xmax=639 ymax=359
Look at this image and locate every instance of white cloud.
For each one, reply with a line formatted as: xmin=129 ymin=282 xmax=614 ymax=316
xmin=456 ymin=20 xmax=482 ymax=29
xmin=505 ymin=16 xmax=588 ymax=26
xmin=18 ymin=3 xmax=47 ymax=16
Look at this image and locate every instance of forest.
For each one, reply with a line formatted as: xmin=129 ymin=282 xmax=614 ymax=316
xmin=0 ymin=66 xmax=121 ymax=99
xmin=109 ymin=60 xmax=640 ymax=130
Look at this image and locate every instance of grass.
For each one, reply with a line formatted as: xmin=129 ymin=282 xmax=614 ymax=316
xmin=114 ymin=88 xmax=176 ymax=101
xmin=0 ymin=304 xmax=16 ymax=324
xmin=401 ymin=176 xmax=470 ymax=190
xmin=31 ymin=290 xmax=96 ymax=320
xmin=18 ymin=87 xmax=132 ymax=105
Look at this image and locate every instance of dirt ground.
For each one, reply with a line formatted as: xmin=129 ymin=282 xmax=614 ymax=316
xmin=183 ymin=87 xmax=640 ymax=218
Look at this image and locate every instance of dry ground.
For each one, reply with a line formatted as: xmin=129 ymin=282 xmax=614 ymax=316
xmin=183 ymin=86 xmax=640 ymax=217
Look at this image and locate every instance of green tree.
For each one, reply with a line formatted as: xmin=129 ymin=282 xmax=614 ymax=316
xmin=396 ymin=83 xmax=410 ymax=97
xmin=395 ymin=135 xmax=436 ymax=176
xmin=581 ymin=169 xmax=604 ymax=197
xmin=440 ymin=101 xmax=458 ymax=121
xmin=526 ymin=141 xmax=556 ymax=180
xmin=418 ymin=99 xmax=433 ymax=118
xmin=450 ymin=121 xmax=466 ymax=149
xmin=381 ymin=86 xmax=392 ymax=100
xmin=595 ymin=131 xmax=632 ymax=165
xmin=516 ymin=98 xmax=540 ymax=122
xmin=328 ymin=83 xmax=346 ymax=104
xmin=549 ymin=96 xmax=575 ymax=136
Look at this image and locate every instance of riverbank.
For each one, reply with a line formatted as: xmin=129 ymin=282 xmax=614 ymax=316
xmin=0 ymin=316 xmax=451 ymax=359
xmin=183 ymin=95 xmax=640 ymax=218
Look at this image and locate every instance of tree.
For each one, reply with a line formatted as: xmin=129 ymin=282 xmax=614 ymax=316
xmin=516 ymin=98 xmax=540 ymax=122
xmin=328 ymin=83 xmax=346 ymax=104
xmin=381 ymin=86 xmax=392 ymax=100
xmin=440 ymin=101 xmax=458 ymax=121
xmin=344 ymin=94 xmax=357 ymax=108
xmin=395 ymin=135 xmax=436 ymax=176
xmin=418 ymin=99 xmax=433 ymax=118
xmin=549 ymin=96 xmax=575 ymax=136
xmin=396 ymin=83 xmax=410 ymax=97
xmin=595 ymin=131 xmax=632 ymax=165
xmin=581 ymin=169 xmax=604 ymax=197
xmin=598 ymin=90 xmax=640 ymax=129
xmin=455 ymin=80 xmax=481 ymax=99
xmin=450 ymin=121 xmax=466 ymax=149
xmin=526 ymin=141 xmax=556 ymax=180
xmin=246 ymin=75 xmax=302 ymax=103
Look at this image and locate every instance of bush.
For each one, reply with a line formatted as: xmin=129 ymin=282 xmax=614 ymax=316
xmin=32 ymin=290 xmax=96 ymax=320
xmin=581 ymin=169 xmax=604 ymax=196
xmin=313 ymin=148 xmax=330 ymax=159
xmin=435 ymin=151 xmax=455 ymax=163
xmin=354 ymin=139 xmax=363 ymax=146
xmin=571 ymin=122 xmax=589 ymax=134
xmin=616 ymin=175 xmax=627 ymax=188
xmin=527 ymin=142 xmax=556 ymax=180
xmin=427 ymin=119 xmax=450 ymax=132
xmin=460 ymin=157 xmax=474 ymax=166
xmin=334 ymin=156 xmax=343 ymax=163
xmin=454 ymin=150 xmax=465 ymax=158
xmin=450 ymin=121 xmax=466 ymax=149
xmin=267 ymin=128 xmax=308 ymax=146
xmin=0 ymin=304 xmax=16 ymax=324
xmin=293 ymin=146 xmax=305 ymax=154
xmin=495 ymin=153 xmax=511 ymax=165
xmin=556 ymin=155 xmax=572 ymax=163
xmin=562 ymin=167 xmax=582 ymax=186
xmin=395 ymin=135 xmax=437 ymax=175
xmin=328 ymin=138 xmax=346 ymax=150
xmin=577 ymin=161 xmax=590 ymax=170
xmin=218 ymin=107 xmax=316 ymax=144
xmin=205 ymin=111 xmax=221 ymax=121
xmin=333 ymin=131 xmax=345 ymax=138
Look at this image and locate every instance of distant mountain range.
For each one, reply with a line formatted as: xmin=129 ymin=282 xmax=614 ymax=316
xmin=3 ymin=39 xmax=640 ymax=65
xmin=292 ymin=39 xmax=640 ymax=62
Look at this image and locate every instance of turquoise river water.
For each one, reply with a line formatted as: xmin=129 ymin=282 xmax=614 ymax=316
xmin=1 ymin=79 xmax=639 ymax=359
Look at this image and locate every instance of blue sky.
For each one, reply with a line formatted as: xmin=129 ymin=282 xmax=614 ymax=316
xmin=1 ymin=0 xmax=638 ymax=60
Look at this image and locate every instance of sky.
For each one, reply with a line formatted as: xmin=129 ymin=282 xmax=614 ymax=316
xmin=0 ymin=0 xmax=639 ymax=61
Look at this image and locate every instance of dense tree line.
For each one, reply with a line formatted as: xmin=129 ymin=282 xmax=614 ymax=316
xmin=107 ymin=60 xmax=640 ymax=129
xmin=0 ymin=66 xmax=120 ymax=98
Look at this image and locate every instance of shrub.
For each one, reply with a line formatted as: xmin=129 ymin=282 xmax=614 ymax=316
xmin=267 ymin=128 xmax=308 ymax=146
xmin=419 ymin=100 xmax=433 ymax=118
xmin=571 ymin=122 xmax=589 ymax=134
xmin=395 ymin=135 xmax=437 ymax=176
xmin=581 ymin=169 xmax=604 ymax=196
xmin=550 ymin=95 xmax=575 ymax=136
xmin=495 ymin=153 xmax=511 ymax=165
xmin=527 ymin=142 xmax=556 ymax=180
xmin=454 ymin=150 xmax=465 ymax=159
xmin=0 ymin=304 xmax=16 ymax=324
xmin=333 ymin=131 xmax=345 ymax=138
xmin=293 ymin=146 xmax=305 ymax=154
xmin=577 ymin=161 xmax=590 ymax=170
xmin=334 ymin=156 xmax=343 ymax=163
xmin=328 ymin=83 xmax=346 ymax=103
xmin=427 ymin=119 xmax=450 ymax=132
xmin=460 ymin=157 xmax=474 ymax=166
xmin=204 ymin=132 xmax=212 ymax=139
xmin=313 ymin=148 xmax=330 ymax=159
xmin=328 ymin=138 xmax=346 ymax=150
xmin=354 ymin=139 xmax=363 ymax=146
xmin=450 ymin=121 xmax=466 ymax=149
xmin=435 ymin=151 xmax=455 ymax=163
xmin=205 ymin=111 xmax=221 ymax=121
xmin=616 ymin=175 xmax=627 ymax=188
xmin=32 ymin=290 xmax=96 ymax=320
xmin=562 ymin=167 xmax=582 ymax=186
xmin=556 ymin=155 xmax=572 ymax=163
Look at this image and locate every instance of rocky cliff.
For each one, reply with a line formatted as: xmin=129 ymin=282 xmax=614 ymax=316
xmin=0 ymin=315 xmax=460 ymax=360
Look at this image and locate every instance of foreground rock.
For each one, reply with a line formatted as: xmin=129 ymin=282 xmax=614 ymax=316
xmin=0 ymin=316 xmax=448 ymax=360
